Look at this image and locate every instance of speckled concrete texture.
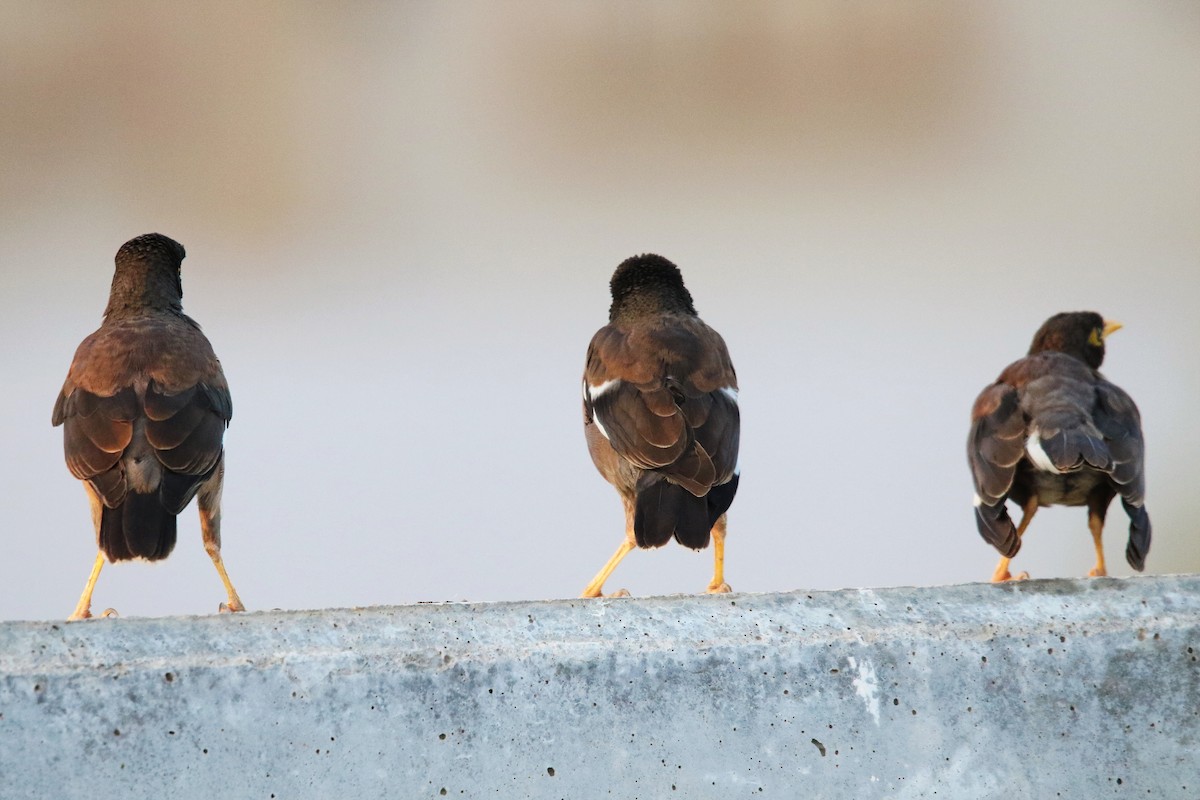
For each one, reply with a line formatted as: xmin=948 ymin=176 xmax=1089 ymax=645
xmin=2 ymin=577 xmax=1199 ymax=799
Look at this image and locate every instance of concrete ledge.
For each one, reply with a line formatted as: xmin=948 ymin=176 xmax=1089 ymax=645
xmin=3 ymin=577 xmax=1199 ymax=798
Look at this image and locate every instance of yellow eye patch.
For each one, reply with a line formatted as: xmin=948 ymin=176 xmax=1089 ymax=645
xmin=1088 ymin=328 xmax=1104 ymax=347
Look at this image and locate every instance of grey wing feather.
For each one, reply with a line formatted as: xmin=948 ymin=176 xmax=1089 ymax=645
xmin=1093 ymin=380 xmax=1146 ymax=504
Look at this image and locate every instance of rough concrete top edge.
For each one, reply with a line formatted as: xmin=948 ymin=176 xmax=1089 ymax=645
xmin=8 ymin=573 xmax=1197 ymax=625
xmin=2 ymin=574 xmax=1197 ymax=676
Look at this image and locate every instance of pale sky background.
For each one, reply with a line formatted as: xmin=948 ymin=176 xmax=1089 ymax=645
xmin=1 ymin=3 xmax=1197 ymax=621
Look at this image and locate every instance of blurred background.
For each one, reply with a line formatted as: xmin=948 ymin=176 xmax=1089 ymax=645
xmin=2 ymin=3 xmax=1197 ymax=621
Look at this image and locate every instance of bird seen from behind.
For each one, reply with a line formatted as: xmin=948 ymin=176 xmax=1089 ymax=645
xmin=967 ymin=311 xmax=1150 ymax=582
xmin=53 ymin=233 xmax=245 ymax=619
xmin=580 ymin=254 xmax=740 ymax=597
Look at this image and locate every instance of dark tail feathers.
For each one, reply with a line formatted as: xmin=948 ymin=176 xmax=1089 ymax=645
xmin=635 ymin=477 xmax=709 ymax=549
xmin=1122 ymin=499 xmax=1151 ymax=572
xmin=633 ymin=473 xmax=740 ymax=550
xmin=100 ymin=491 xmax=177 ymax=562
xmin=974 ymin=500 xmax=1020 ymax=558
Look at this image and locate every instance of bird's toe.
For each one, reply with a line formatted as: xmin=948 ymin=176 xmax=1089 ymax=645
xmin=706 ymin=582 xmax=732 ymax=594
xmin=219 ymin=600 xmax=246 ymax=614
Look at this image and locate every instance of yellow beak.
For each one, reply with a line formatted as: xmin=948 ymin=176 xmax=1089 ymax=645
xmin=1102 ymin=320 xmax=1123 ymax=339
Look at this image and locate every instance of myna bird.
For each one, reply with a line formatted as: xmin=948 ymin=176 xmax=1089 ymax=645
xmin=580 ymin=254 xmax=740 ymax=597
xmin=53 ymin=233 xmax=244 ymax=620
xmin=968 ymin=311 xmax=1150 ymax=582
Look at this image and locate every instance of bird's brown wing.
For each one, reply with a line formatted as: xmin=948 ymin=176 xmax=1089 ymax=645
xmin=53 ymin=384 xmax=139 ymax=502
xmin=967 ymin=360 xmax=1029 ymax=557
xmin=967 ymin=381 xmax=1025 ymax=507
xmin=584 ymin=315 xmax=739 ymax=497
xmin=143 ymin=379 xmax=231 ymax=512
xmin=1092 ymin=378 xmax=1145 ymax=504
xmin=53 ymin=317 xmax=231 ymax=513
xmin=1093 ymin=376 xmax=1151 ymax=570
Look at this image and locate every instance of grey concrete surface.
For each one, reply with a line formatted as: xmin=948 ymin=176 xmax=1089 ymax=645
xmin=2 ymin=577 xmax=1199 ymax=799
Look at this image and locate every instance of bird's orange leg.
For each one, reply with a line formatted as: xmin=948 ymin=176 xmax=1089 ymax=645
xmin=1087 ymin=508 xmax=1108 ymax=577
xmin=580 ymin=540 xmax=635 ymax=598
xmin=581 ymin=500 xmax=636 ymax=598
xmin=198 ymin=466 xmax=244 ymax=613
xmin=206 ymin=544 xmax=245 ymax=613
xmin=68 ymin=550 xmax=106 ymax=621
xmin=69 ymin=485 xmax=118 ymax=620
xmin=992 ymin=497 xmax=1038 ymax=582
xmin=706 ymin=515 xmax=732 ymax=594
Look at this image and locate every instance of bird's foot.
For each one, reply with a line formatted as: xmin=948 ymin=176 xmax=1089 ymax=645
xmin=69 ymin=607 xmax=119 ymax=621
xmin=706 ymin=582 xmax=732 ymax=594
xmin=580 ymin=588 xmax=631 ymax=599
xmin=1087 ymin=567 xmax=1108 ymax=578
xmin=991 ymin=570 xmax=1030 ymax=583
xmin=219 ymin=600 xmax=246 ymax=613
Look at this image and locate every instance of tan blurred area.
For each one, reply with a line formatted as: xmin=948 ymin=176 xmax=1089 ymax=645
xmin=2 ymin=3 xmax=1197 ymax=620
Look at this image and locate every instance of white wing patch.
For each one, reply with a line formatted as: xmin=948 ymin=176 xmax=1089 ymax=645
xmin=588 ymin=378 xmax=621 ymax=400
xmin=585 ymin=379 xmax=621 ymax=441
xmin=1025 ymin=430 xmax=1061 ymax=474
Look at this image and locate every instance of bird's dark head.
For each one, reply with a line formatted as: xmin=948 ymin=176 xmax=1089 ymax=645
xmin=608 ymin=254 xmax=696 ymax=321
xmin=1028 ymin=311 xmax=1122 ymax=369
xmin=105 ymin=233 xmax=187 ymax=318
